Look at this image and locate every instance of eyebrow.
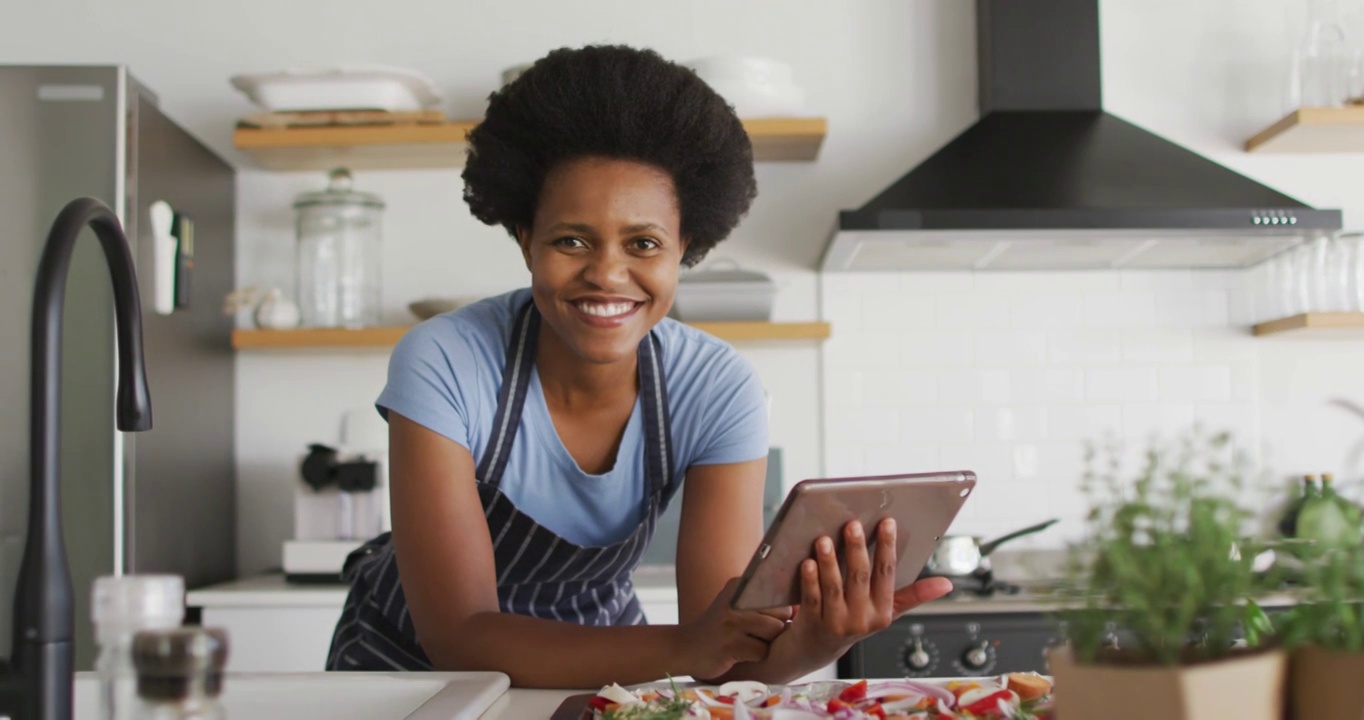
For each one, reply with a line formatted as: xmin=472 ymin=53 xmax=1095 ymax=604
xmin=546 ymin=222 xmax=671 ymax=237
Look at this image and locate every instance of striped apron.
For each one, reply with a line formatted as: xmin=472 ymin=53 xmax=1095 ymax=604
xmin=325 ymin=301 xmax=677 ymax=670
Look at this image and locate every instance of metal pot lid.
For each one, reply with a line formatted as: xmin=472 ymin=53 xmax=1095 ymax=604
xmin=293 ymin=167 xmax=385 ymax=209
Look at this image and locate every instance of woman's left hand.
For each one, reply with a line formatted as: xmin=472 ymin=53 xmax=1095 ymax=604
xmin=788 ymin=518 xmax=953 ymax=659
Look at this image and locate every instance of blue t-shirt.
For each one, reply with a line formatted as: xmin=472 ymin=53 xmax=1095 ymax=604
xmin=376 ymin=288 xmax=769 ymax=548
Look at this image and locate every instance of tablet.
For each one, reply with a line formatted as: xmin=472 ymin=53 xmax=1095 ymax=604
xmin=729 ymin=470 xmax=977 ymax=611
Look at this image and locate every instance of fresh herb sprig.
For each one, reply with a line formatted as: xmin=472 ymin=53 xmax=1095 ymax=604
xmin=1058 ymin=428 xmax=1274 ymax=665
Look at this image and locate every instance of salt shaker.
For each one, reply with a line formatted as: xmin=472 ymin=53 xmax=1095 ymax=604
xmin=132 ymin=627 xmax=230 ymax=720
xmin=92 ymin=575 xmax=186 ymax=720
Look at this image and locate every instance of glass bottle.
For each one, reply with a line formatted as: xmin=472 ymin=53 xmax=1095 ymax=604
xmin=132 ymin=627 xmax=230 ymax=720
xmin=294 ymin=168 xmax=385 ymax=329
xmin=93 ymin=575 xmax=186 ymax=720
xmin=1292 ymin=0 xmax=1352 ymax=108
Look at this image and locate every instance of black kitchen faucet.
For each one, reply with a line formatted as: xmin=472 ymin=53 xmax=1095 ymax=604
xmin=0 ymin=198 xmax=153 ymax=720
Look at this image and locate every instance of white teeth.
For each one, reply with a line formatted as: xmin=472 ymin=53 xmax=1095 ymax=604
xmin=575 ymin=301 xmax=635 ymax=318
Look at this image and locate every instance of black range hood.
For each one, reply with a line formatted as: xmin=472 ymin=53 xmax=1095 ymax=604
xmin=823 ymin=0 xmax=1343 ymax=272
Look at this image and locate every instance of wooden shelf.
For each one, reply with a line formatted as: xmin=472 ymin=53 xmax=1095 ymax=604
xmin=232 ymin=321 xmax=831 ymax=350
xmin=234 ymin=117 xmax=827 ymax=171
xmin=1244 ymin=106 xmax=1364 ymax=153
xmin=1252 ymin=312 xmax=1364 ymax=338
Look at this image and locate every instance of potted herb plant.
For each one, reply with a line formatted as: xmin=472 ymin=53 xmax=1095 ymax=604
xmin=1276 ymin=528 xmax=1364 ymax=718
xmin=1047 ymin=429 xmax=1287 ymax=720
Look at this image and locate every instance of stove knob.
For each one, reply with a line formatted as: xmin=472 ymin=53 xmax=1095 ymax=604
xmin=907 ymin=639 xmax=931 ymax=671
xmin=899 ymin=637 xmax=939 ymax=677
xmin=961 ymin=641 xmax=992 ymax=671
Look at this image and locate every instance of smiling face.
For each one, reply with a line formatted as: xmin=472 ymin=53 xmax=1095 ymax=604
xmin=518 ymin=156 xmax=688 ymax=366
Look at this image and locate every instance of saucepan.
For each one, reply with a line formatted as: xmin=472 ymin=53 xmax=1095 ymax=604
xmin=922 ymin=518 xmax=1060 ymax=577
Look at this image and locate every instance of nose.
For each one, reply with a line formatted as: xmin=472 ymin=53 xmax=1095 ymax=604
xmin=581 ymin=245 xmax=629 ymax=289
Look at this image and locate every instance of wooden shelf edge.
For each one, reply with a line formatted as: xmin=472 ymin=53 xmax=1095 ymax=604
xmin=232 ymin=321 xmax=832 ymax=349
xmin=1252 ymin=312 xmax=1364 ymax=336
xmin=1244 ymin=106 xmax=1364 ymax=152
xmin=233 ymin=116 xmax=828 ymax=168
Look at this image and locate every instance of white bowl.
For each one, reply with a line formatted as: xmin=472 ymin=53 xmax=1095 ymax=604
xmin=230 ymin=65 xmax=443 ymax=112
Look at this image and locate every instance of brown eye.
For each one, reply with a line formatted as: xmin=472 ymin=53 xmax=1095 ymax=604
xmin=632 ymin=237 xmax=661 ymax=251
xmin=554 ymin=236 xmax=588 ymax=249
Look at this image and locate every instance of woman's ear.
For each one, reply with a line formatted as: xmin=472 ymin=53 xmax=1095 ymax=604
xmin=516 ymin=226 xmax=533 ymax=270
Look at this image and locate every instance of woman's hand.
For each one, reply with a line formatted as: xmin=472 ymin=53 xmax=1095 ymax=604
xmin=788 ymin=519 xmax=953 ymax=660
xmin=676 ymin=578 xmax=791 ymax=682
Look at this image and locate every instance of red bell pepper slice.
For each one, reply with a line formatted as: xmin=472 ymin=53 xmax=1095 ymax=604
xmin=865 ymin=702 xmax=888 ymax=719
xmin=588 ymin=695 xmax=611 ymax=711
xmin=838 ymin=679 xmax=869 ymax=703
xmin=827 ymin=698 xmax=852 ymax=713
xmin=963 ymin=690 xmax=1014 ymax=716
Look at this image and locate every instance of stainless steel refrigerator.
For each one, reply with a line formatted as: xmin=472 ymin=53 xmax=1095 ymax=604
xmin=0 ymin=65 xmax=236 ymax=670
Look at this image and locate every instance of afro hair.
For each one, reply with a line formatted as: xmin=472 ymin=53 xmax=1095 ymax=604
xmin=461 ymin=44 xmax=757 ymax=267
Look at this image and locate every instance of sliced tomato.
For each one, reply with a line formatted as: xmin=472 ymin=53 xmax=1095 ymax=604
xmin=828 ymin=698 xmax=853 ymax=713
xmin=838 ymin=679 xmax=869 ymax=703
xmin=864 ymin=702 xmax=888 ymax=719
xmin=588 ymin=696 xmax=610 ymax=711
xmin=716 ymin=696 xmax=735 ymax=705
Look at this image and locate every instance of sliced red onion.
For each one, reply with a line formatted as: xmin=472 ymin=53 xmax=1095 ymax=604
xmin=866 ymin=680 xmax=955 ymax=707
xmin=769 ymin=711 xmax=824 ymax=720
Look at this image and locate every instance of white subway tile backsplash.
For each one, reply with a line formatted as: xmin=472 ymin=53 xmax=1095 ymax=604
xmin=1230 ymin=364 xmax=1258 ymax=403
xmin=899 ymin=273 xmax=976 ymax=295
xmin=864 ymin=444 xmax=939 ymax=475
xmin=976 ymin=407 xmax=1048 ymax=442
xmin=824 ymin=369 xmax=865 ymax=406
xmin=1119 ymin=270 xmax=1193 ymax=291
xmin=976 ymin=271 xmax=1119 ymax=294
xmin=934 ymin=294 xmax=1013 ymax=330
xmin=901 ymin=407 xmax=974 ymax=444
xmin=1082 ymin=292 xmax=1158 ymax=328
xmin=863 ymin=295 xmax=937 ymax=330
xmin=1123 ymin=403 xmax=1196 ymax=438
xmin=1049 ymin=330 xmax=1122 ymax=364
xmin=1193 ymin=331 xmax=1259 ymax=364
xmin=826 ymin=332 xmax=902 ymax=369
xmin=1008 ymin=295 xmax=1085 ymax=328
xmin=857 ymin=407 xmax=902 ymax=446
xmin=1086 ymin=367 xmax=1159 ymax=402
xmin=1154 ymin=290 xmax=1230 ymax=327
xmin=900 ymin=331 xmax=974 ymax=367
xmin=939 ymin=442 xmax=1016 ymax=482
xmin=1048 ymin=405 xmax=1122 ymax=440
xmin=1196 ymin=403 xmax=1260 ymax=443
xmin=879 ymin=370 xmax=939 ymax=406
xmin=821 ymin=289 xmax=863 ymax=331
xmin=1013 ymin=444 xmax=1040 ymax=478
xmin=937 ymin=369 xmax=1013 ymax=405
xmin=1011 ymin=368 xmax=1086 ymax=403
xmin=825 ymin=446 xmax=866 ymax=476
xmin=1121 ymin=329 xmax=1194 ymax=364
xmin=1159 ymin=366 xmax=1232 ymax=403
xmin=976 ymin=331 xmax=1047 ymax=365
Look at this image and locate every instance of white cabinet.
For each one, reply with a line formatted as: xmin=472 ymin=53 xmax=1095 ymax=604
xmin=188 ymin=572 xmax=832 ymax=681
xmin=188 ymin=575 xmax=347 ymax=672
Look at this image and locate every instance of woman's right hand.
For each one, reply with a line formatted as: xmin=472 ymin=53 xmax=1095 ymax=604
xmin=676 ymin=578 xmax=790 ymax=681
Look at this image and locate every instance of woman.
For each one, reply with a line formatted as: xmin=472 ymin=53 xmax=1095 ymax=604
xmin=326 ymin=44 xmax=951 ymax=687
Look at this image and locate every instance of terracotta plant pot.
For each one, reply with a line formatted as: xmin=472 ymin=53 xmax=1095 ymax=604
xmin=1047 ymin=644 xmax=1287 ymax=720
xmin=1291 ymin=645 xmax=1364 ymax=719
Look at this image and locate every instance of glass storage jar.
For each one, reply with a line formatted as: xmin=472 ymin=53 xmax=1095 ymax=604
xmin=294 ymin=168 xmax=384 ymax=328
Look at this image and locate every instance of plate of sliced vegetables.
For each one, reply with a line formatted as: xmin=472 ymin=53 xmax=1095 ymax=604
xmin=565 ymin=673 xmax=1054 ymax=719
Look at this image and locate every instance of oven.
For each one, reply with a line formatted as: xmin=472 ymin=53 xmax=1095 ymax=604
xmin=839 ymin=609 xmax=1061 ymax=679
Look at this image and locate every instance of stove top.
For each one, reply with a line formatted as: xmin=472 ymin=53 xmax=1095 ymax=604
xmin=922 ymin=569 xmax=1025 ymax=599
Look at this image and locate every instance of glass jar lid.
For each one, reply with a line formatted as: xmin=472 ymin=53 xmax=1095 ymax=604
xmin=293 ymin=168 xmax=385 ymax=210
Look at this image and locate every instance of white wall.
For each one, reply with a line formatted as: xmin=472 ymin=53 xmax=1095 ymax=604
xmin=4 ymin=0 xmax=1364 ymax=572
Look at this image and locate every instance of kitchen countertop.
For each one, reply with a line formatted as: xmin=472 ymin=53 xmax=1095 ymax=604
xmin=188 ymin=566 xmax=683 ymax=608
